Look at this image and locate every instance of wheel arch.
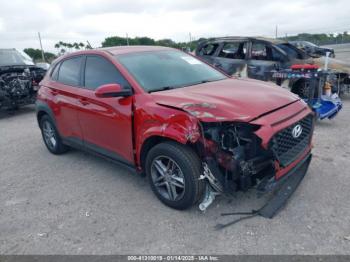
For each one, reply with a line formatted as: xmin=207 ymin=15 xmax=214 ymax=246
xmin=139 ymin=135 xmax=201 ymax=170
xmin=139 ymin=135 xmax=178 ymax=171
xmin=35 ymin=100 xmax=56 ymax=127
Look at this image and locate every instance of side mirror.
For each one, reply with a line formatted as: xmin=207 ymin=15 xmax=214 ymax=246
xmin=95 ymin=83 xmax=132 ymax=98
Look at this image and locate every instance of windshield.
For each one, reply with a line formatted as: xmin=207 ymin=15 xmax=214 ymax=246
xmin=116 ymin=50 xmax=227 ymax=92
xmin=277 ymin=43 xmax=306 ymax=59
xmin=0 ymin=49 xmax=34 ymax=66
xmin=303 ymin=41 xmax=318 ymax=47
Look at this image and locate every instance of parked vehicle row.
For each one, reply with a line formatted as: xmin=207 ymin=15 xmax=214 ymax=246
xmin=290 ymin=41 xmax=335 ymax=58
xmin=195 ymin=37 xmax=350 ymax=96
xmin=36 ymin=46 xmax=314 ymax=215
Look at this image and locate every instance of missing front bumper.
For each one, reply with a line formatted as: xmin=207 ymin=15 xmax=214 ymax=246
xmin=216 ymin=153 xmax=312 ymax=229
xmin=258 ymin=153 xmax=312 ymax=218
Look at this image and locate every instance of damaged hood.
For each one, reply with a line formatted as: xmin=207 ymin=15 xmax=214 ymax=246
xmin=151 ymin=78 xmax=300 ymax=122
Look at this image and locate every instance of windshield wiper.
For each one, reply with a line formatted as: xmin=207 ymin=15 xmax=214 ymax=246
xmin=149 ymin=86 xmax=179 ymax=93
xmin=149 ymin=79 xmax=222 ymax=93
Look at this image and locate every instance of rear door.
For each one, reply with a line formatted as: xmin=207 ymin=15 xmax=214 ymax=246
xmin=48 ymin=56 xmax=84 ymax=143
xmin=247 ymin=41 xmax=284 ymax=81
xmin=77 ymin=54 xmax=134 ymax=164
xmin=211 ymin=41 xmax=248 ymax=77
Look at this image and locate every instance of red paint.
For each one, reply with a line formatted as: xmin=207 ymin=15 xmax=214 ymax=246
xmin=37 ymin=46 xmax=313 ymax=180
xmin=151 ymin=78 xmax=301 ymax=122
xmin=290 ymin=64 xmax=319 ymax=70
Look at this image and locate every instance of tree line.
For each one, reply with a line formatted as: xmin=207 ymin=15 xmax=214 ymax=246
xmin=23 ymin=48 xmax=56 ymax=63
xmin=283 ymin=32 xmax=350 ymax=45
xmin=23 ymin=32 xmax=350 ymax=62
xmin=101 ymin=36 xmax=199 ymax=51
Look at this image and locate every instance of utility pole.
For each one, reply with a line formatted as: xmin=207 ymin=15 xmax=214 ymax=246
xmin=38 ymin=32 xmax=45 ymax=62
xmin=275 ymin=25 xmax=278 ymax=39
xmin=126 ymin=33 xmax=129 ymax=46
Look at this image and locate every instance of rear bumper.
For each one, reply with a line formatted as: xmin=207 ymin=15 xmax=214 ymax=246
xmin=257 ymin=152 xmax=312 ymax=218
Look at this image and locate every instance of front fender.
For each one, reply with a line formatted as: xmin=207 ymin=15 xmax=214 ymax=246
xmin=143 ymin=113 xmax=200 ymax=145
xmin=134 ymin=101 xmax=200 ymax=166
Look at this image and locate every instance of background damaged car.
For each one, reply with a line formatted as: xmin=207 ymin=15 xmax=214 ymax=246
xmin=36 ymin=46 xmax=314 ymax=222
xmin=195 ymin=37 xmax=350 ymax=97
xmin=0 ymin=49 xmax=46 ymax=111
xmin=290 ymin=40 xmax=335 ymax=58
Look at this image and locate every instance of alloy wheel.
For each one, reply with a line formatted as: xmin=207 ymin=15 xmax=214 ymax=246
xmin=42 ymin=120 xmax=57 ymax=150
xmin=150 ymin=156 xmax=185 ymax=201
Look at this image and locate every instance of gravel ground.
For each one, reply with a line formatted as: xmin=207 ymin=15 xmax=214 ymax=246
xmin=0 ymin=96 xmax=350 ymax=255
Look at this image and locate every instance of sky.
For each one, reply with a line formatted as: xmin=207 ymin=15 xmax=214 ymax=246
xmin=0 ymin=0 xmax=349 ymax=53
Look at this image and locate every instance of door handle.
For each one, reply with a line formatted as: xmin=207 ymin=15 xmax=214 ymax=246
xmin=248 ymin=65 xmax=257 ymax=69
xmin=79 ymin=98 xmax=90 ymax=106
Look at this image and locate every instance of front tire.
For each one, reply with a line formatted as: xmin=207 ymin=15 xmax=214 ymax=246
xmin=146 ymin=142 xmax=205 ymax=210
xmin=40 ymin=115 xmax=68 ymax=154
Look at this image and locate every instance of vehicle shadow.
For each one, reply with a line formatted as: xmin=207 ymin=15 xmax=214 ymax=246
xmin=63 ymin=147 xmax=271 ymax=221
xmin=0 ymin=105 xmax=36 ymax=120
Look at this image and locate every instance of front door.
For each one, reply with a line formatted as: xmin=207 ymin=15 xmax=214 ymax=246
xmin=77 ymin=55 xmax=134 ymax=164
xmin=247 ymin=41 xmax=282 ymax=81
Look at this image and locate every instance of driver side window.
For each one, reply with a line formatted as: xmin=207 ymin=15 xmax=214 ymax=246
xmin=251 ymin=42 xmax=282 ymax=62
xmin=84 ymin=56 xmax=130 ymax=90
xmin=251 ymin=42 xmax=268 ymax=60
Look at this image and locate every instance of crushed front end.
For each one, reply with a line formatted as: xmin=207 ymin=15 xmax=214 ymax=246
xmin=0 ymin=66 xmax=46 ymax=110
xmin=196 ymin=101 xmax=314 ymax=217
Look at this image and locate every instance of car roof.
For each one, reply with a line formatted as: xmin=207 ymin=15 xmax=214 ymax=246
xmin=52 ymin=45 xmax=177 ymax=65
xmin=99 ymin=45 xmax=174 ymax=55
xmin=201 ymin=36 xmax=288 ymax=45
xmin=54 ymin=46 xmax=177 ymax=63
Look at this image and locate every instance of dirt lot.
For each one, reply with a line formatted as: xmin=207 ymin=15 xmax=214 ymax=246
xmin=1 ymin=88 xmax=350 ymax=254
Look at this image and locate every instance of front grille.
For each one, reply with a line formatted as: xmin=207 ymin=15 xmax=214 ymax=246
xmin=271 ymin=114 xmax=314 ymax=167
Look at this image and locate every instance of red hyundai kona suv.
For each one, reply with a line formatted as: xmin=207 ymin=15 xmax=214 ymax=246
xmin=36 ymin=46 xmax=314 ymax=212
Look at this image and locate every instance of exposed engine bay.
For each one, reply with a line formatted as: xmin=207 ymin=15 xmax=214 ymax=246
xmin=0 ymin=66 xmax=46 ymax=110
xmin=196 ymin=114 xmax=313 ymax=215
xmin=198 ymin=122 xmax=274 ymax=198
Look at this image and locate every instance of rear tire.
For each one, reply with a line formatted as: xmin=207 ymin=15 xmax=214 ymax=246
xmin=40 ymin=115 xmax=68 ymax=154
xmin=292 ymin=80 xmax=315 ymax=99
xmin=146 ymin=141 xmax=205 ymax=210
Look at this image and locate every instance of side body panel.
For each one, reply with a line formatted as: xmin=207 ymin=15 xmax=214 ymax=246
xmin=38 ymin=81 xmax=83 ymax=142
xmin=76 ymin=87 xmax=134 ymax=163
xmin=132 ymin=94 xmax=200 ymax=167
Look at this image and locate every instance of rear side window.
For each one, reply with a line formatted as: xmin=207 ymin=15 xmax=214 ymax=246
xmin=50 ymin=63 xmax=60 ymax=81
xmin=218 ymin=42 xmax=247 ymax=59
xmin=57 ymin=56 xmax=83 ymax=86
xmin=84 ymin=56 xmax=130 ymax=90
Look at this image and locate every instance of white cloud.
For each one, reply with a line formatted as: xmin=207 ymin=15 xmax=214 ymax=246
xmin=0 ymin=18 xmax=4 ymax=32
xmin=0 ymin=0 xmax=349 ymax=53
